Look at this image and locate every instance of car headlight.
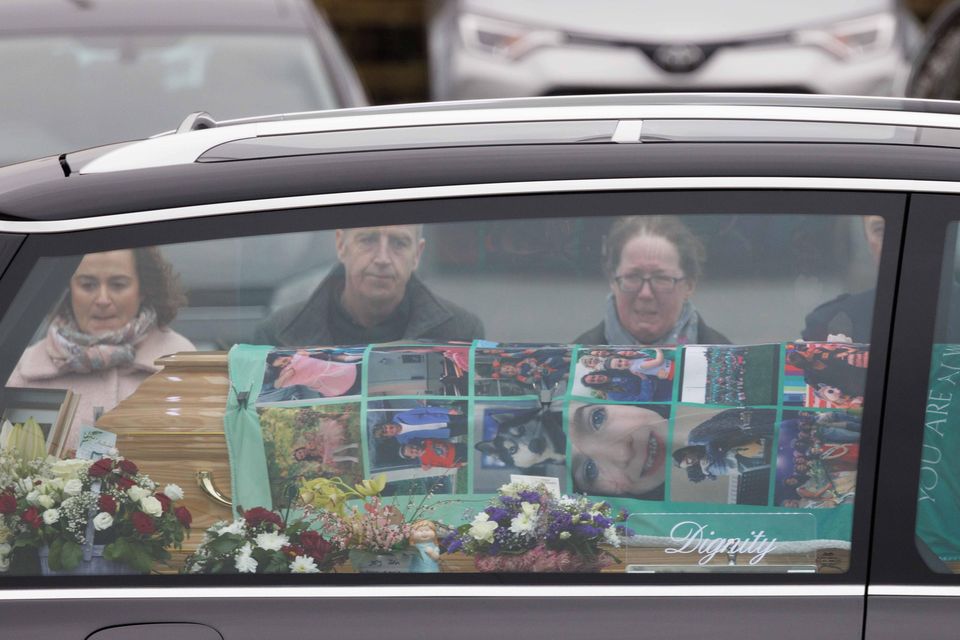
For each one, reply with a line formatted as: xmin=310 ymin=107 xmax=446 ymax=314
xmin=458 ymin=13 xmax=564 ymax=60
xmin=792 ymin=13 xmax=896 ymax=60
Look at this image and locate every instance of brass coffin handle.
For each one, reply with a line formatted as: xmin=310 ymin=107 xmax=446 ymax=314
xmin=197 ymin=470 xmax=232 ymax=507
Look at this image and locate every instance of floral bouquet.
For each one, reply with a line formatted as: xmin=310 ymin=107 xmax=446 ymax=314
xmin=442 ymin=482 xmax=627 ymax=572
xmin=183 ymin=506 xmax=346 ymax=574
xmin=302 ymin=475 xmax=413 ymax=555
xmin=0 ymin=453 xmax=192 ymax=573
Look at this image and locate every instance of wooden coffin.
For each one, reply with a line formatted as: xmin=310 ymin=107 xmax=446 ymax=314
xmin=96 ymin=351 xmax=233 ymax=568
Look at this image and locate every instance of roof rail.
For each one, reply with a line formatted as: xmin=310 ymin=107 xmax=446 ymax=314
xmin=176 ymin=112 xmax=217 ymax=134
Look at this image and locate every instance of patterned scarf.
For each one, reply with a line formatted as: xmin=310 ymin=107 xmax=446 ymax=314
xmin=602 ymin=294 xmax=700 ymax=346
xmin=47 ymin=307 xmax=157 ymax=374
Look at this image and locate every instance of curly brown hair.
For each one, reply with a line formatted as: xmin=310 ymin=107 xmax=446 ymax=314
xmin=57 ymin=247 xmax=187 ymax=328
xmin=602 ymin=215 xmax=706 ymax=285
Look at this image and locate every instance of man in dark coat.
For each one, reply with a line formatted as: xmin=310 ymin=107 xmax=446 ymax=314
xmin=255 ymin=225 xmax=483 ymax=346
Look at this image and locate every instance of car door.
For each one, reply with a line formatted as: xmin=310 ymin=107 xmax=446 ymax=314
xmin=866 ymin=193 xmax=960 ymax=639
xmin=0 ymin=185 xmax=902 ymax=639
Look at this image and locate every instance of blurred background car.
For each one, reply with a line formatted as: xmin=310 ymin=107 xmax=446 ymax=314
xmin=0 ymin=0 xmax=366 ymax=166
xmin=427 ymin=0 xmax=923 ymax=100
xmin=906 ymin=0 xmax=960 ymax=97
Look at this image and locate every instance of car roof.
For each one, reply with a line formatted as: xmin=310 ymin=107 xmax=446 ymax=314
xmin=5 ymin=93 xmax=960 ymax=227
xmin=0 ymin=0 xmax=314 ymax=34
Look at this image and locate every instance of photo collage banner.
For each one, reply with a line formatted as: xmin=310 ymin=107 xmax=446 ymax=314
xmin=225 ymin=340 xmax=869 ymax=544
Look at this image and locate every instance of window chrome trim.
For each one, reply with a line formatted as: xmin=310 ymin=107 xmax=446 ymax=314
xmin=79 ymin=104 xmax=960 ymax=173
xmin=869 ymin=585 xmax=960 ymax=597
xmin=0 ymin=176 xmax=952 ymax=235
xmin=0 ymin=585 xmax=864 ymax=601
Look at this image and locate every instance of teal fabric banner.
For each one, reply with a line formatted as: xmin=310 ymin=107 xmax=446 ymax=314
xmin=916 ymin=343 xmax=960 ymax=561
xmin=221 ymin=341 xmax=864 ymax=549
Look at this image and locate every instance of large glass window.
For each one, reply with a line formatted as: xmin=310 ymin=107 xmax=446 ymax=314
xmin=0 ymin=205 xmax=887 ymax=578
xmin=915 ymin=222 xmax=960 ymax=573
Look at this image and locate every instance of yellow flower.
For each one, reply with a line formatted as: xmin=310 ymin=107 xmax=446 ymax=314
xmin=354 ymin=475 xmax=386 ymax=497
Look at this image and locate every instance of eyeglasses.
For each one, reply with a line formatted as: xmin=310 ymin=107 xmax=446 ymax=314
xmin=614 ymin=273 xmax=685 ymax=294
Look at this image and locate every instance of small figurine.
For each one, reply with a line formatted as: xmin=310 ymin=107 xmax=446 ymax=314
xmin=408 ymin=520 xmax=440 ymax=573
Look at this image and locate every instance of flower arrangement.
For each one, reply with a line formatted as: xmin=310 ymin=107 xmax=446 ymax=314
xmin=442 ymin=482 xmax=627 ymax=572
xmin=183 ymin=506 xmax=346 ymax=574
xmin=302 ymin=475 xmax=414 ymax=554
xmin=0 ymin=453 xmax=192 ymax=573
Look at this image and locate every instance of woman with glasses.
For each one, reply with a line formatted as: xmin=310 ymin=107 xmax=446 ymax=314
xmin=575 ymin=215 xmax=730 ymax=346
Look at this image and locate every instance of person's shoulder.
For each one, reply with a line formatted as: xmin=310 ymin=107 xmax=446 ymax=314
xmin=574 ymin=322 xmax=606 ymax=345
xmin=697 ymin=317 xmax=731 ymax=345
xmin=410 ymin=280 xmax=485 ymax=340
xmin=153 ymin=327 xmax=195 ymax=352
xmin=802 ymin=290 xmax=875 ymax=342
xmin=253 ymin=300 xmax=309 ymax=346
xmin=8 ymin=339 xmax=56 ymax=382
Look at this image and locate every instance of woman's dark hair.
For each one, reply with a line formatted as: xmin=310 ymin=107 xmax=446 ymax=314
xmin=580 ymin=373 xmax=610 ymax=389
xmin=57 ymin=247 xmax=187 ymax=328
xmin=603 ymin=215 xmax=706 ymax=284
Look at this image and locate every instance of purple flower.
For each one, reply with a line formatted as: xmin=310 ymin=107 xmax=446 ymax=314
xmin=592 ymin=514 xmax=613 ymax=529
xmin=485 ymin=507 xmax=510 ymax=522
xmin=519 ymin=490 xmax=541 ymax=503
xmin=441 ymin=532 xmax=463 ymax=553
xmin=617 ymin=508 xmax=630 ymax=522
xmin=573 ymin=524 xmax=600 ymax=537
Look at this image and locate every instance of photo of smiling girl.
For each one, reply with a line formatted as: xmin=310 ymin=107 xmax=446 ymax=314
xmin=569 ymin=402 xmax=670 ymax=500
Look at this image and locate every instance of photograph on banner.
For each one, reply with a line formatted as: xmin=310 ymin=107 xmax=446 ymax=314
xmin=570 ymin=348 xmax=673 ymax=402
xmin=258 ymin=401 xmax=363 ymax=507
xmin=257 ymin=346 xmax=365 ymax=404
xmin=574 ymin=347 xmax=676 ymax=404
xmin=367 ymin=345 xmax=469 ymax=397
xmin=367 ymin=399 xmax=469 ymax=494
xmin=473 ymin=345 xmax=571 ymax=397
xmin=783 ymin=342 xmax=868 ymax=409
xmin=775 ymin=410 xmax=860 ymax=508
xmin=679 ymin=345 xmax=779 ymax=406
xmin=568 ymin=401 xmax=669 ymax=500
xmin=670 ymin=407 xmax=776 ymax=506
xmin=474 ymin=398 xmax=566 ymax=492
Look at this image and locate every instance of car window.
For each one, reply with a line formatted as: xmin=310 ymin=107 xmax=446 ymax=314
xmin=0 ymin=33 xmax=338 ymax=165
xmin=0 ymin=197 xmax=893 ymax=579
xmin=915 ymin=222 xmax=960 ymax=573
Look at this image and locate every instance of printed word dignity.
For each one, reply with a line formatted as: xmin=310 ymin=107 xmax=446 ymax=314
xmin=664 ymin=520 xmax=777 ymax=566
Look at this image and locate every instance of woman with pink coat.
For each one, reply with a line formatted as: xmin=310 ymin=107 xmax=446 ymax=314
xmin=7 ymin=247 xmax=195 ymax=452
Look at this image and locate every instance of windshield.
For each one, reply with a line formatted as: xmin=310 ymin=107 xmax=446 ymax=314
xmin=0 ymin=32 xmax=339 ymax=165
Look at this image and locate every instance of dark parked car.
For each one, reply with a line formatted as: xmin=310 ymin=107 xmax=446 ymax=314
xmin=0 ymin=94 xmax=956 ymax=640
xmin=0 ymin=0 xmax=366 ymax=166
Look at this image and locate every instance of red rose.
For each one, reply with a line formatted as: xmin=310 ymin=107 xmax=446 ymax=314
xmin=88 ymin=458 xmax=114 ymax=478
xmin=118 ymin=459 xmax=138 ymax=475
xmin=298 ymin=530 xmax=332 ymax=562
xmin=0 ymin=492 xmax=16 ymax=515
xmin=131 ymin=511 xmax=156 ymax=535
xmin=242 ymin=507 xmax=283 ymax=530
xmin=154 ymin=493 xmax=172 ymax=513
xmin=174 ymin=506 xmax=192 ymax=528
xmin=21 ymin=507 xmax=42 ymax=530
xmin=98 ymin=494 xmax=117 ymax=514
xmin=116 ymin=476 xmax=135 ymax=490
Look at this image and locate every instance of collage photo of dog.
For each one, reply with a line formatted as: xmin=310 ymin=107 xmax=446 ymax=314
xmin=249 ymin=340 xmax=869 ymax=510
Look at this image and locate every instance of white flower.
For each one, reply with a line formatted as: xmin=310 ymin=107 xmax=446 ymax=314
xmin=235 ymin=553 xmax=258 ymax=573
xmin=108 ymin=448 xmax=119 ymax=457
xmin=163 ymin=484 xmax=184 ymax=501
xmin=42 ymin=509 xmax=60 ymax=525
xmin=0 ymin=555 xmax=8 ymax=572
xmin=289 ymin=555 xmax=320 ymax=573
xmin=218 ymin=520 xmax=246 ymax=536
xmin=603 ymin=526 xmax=621 ymax=548
xmin=235 ymin=543 xmax=257 ymax=573
xmin=468 ymin=512 xmax=499 ymax=543
xmin=25 ymin=490 xmax=41 ymax=506
xmin=254 ymin=531 xmax=289 ymax=552
xmin=93 ymin=512 xmax=114 ymax=531
xmin=0 ymin=542 xmax=11 ymax=556
xmin=140 ymin=496 xmax=163 ymax=517
xmin=50 ymin=458 xmax=90 ymax=480
xmin=127 ymin=486 xmax=148 ymax=502
xmin=509 ymin=502 xmax=540 ymax=535
xmin=559 ymin=531 xmax=572 ymax=540
xmin=16 ymin=478 xmax=35 ymax=495
xmin=558 ymin=495 xmax=578 ymax=508
xmin=63 ymin=479 xmax=83 ymax=496
xmin=499 ymin=482 xmax=521 ymax=497
xmin=37 ymin=495 xmax=55 ymax=510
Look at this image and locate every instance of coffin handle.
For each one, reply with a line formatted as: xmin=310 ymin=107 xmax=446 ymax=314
xmin=197 ymin=470 xmax=232 ymax=507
